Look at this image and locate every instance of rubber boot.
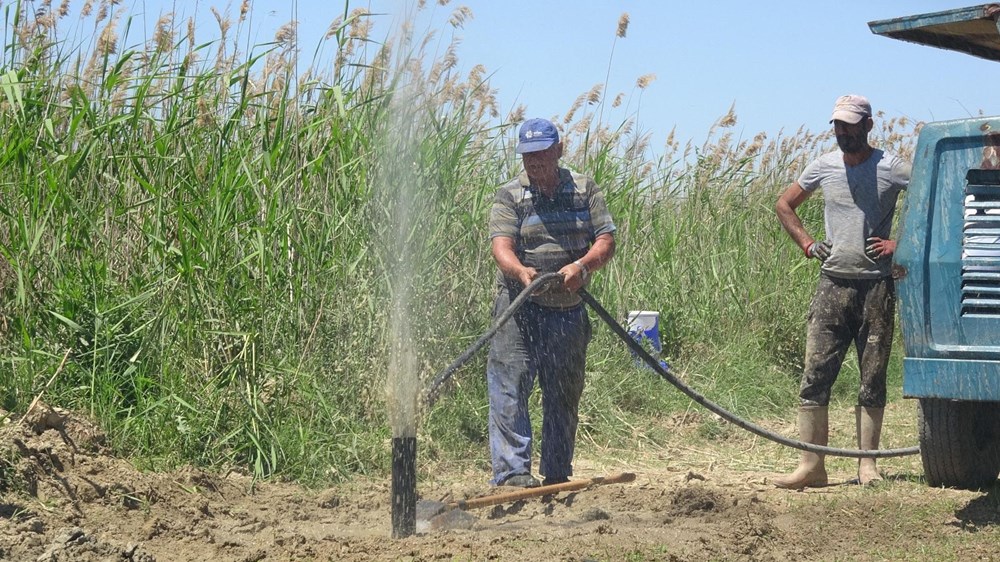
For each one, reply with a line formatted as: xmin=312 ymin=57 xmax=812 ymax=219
xmin=774 ymin=405 xmax=829 ymax=489
xmin=856 ymin=406 xmax=884 ymax=485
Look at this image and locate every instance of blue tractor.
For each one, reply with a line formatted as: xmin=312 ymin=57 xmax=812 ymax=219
xmin=870 ymin=5 xmax=1000 ymax=489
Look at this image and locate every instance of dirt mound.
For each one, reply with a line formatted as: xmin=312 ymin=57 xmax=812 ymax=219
xmin=0 ymin=405 xmax=278 ymax=561
xmin=1 ymin=405 xmax=997 ymax=561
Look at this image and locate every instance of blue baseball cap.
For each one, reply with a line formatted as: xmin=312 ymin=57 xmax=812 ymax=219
xmin=515 ymin=118 xmax=559 ymax=154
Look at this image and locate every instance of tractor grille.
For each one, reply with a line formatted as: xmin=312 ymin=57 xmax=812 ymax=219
xmin=961 ymin=169 xmax=1000 ymax=317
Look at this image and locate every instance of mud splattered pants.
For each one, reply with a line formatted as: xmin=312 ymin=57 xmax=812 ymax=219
xmin=486 ymin=290 xmax=591 ymax=486
xmin=800 ymin=273 xmax=895 ymax=408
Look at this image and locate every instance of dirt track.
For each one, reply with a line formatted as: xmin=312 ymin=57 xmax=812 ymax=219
xmin=1 ymin=404 xmax=998 ymax=561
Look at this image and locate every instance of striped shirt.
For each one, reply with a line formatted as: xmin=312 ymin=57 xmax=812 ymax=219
xmin=489 ymin=167 xmax=616 ymax=308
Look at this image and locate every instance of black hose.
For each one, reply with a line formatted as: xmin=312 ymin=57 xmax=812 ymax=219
xmin=422 ymin=276 xmax=920 ymax=458
xmin=579 ymin=289 xmax=919 ymax=459
xmin=423 ymin=272 xmax=565 ymax=409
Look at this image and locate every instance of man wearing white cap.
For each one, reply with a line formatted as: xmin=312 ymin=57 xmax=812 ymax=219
xmin=774 ymin=95 xmax=911 ymax=488
xmin=485 ymin=118 xmax=617 ymax=488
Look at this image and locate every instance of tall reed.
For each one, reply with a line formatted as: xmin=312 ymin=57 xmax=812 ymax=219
xmin=0 ymin=1 xmax=920 ymax=482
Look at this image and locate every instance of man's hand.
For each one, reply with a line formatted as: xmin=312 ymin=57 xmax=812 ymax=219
xmin=865 ymin=237 xmax=896 ymax=260
xmin=517 ymin=267 xmax=539 ymax=290
xmin=806 ymin=240 xmax=832 ymax=262
xmin=559 ymin=261 xmax=588 ymax=293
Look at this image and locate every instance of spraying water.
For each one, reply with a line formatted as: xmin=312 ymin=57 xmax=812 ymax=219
xmin=382 ymin=31 xmax=423 ymax=449
xmin=375 ymin=9 xmax=425 ymax=539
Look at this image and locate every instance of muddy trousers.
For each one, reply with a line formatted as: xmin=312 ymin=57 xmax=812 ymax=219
xmin=800 ymin=273 xmax=895 ymax=408
xmin=486 ymin=292 xmax=591 ymax=486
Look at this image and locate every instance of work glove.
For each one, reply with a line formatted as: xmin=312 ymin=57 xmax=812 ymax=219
xmin=806 ymin=240 xmax=832 ymax=262
xmin=865 ymin=237 xmax=896 ymax=260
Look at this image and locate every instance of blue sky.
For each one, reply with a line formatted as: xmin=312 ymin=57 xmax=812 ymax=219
xmin=113 ymin=1 xmax=1000 ymax=150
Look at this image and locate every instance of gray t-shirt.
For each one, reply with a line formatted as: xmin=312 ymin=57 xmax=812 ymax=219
xmin=797 ymin=149 xmax=911 ymax=279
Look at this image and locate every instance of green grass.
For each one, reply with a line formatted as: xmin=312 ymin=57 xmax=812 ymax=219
xmin=0 ymin=1 xmax=921 ymax=485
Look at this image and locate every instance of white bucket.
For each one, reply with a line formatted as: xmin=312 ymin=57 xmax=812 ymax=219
xmin=626 ymin=311 xmax=664 ymax=369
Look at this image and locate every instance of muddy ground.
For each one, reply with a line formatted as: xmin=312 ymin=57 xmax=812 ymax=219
xmin=1 ymin=403 xmax=998 ymax=561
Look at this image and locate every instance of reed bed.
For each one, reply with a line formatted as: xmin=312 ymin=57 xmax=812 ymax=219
xmin=0 ymin=1 xmax=919 ymax=483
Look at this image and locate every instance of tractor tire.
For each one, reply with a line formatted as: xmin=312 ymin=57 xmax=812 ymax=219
xmin=918 ymin=398 xmax=1000 ymax=489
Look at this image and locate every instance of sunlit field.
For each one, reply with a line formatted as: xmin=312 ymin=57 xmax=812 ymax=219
xmin=0 ymin=1 xmax=920 ymax=484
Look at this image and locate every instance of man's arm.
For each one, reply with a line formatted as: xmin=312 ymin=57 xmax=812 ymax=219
xmin=864 ymin=157 xmax=911 ymax=260
xmin=491 ymin=236 xmax=535 ymax=288
xmin=776 ymin=182 xmax=822 ymax=258
xmin=493 ymin=232 xmax=616 ymax=293
xmin=560 ymin=232 xmax=615 ymax=292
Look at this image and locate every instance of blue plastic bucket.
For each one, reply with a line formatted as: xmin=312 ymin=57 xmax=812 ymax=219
xmin=626 ymin=311 xmax=667 ymax=370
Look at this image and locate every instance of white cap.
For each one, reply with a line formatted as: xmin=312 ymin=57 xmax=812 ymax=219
xmin=830 ymin=94 xmax=872 ymax=124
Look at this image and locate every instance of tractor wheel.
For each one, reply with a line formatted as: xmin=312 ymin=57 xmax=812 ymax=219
xmin=918 ymin=398 xmax=1000 ymax=489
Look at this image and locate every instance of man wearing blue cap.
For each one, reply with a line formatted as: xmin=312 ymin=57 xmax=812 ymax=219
xmin=774 ymin=95 xmax=910 ymax=488
xmin=486 ymin=118 xmax=617 ymax=487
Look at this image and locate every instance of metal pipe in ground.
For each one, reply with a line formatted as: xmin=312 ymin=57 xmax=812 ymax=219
xmin=391 ymin=436 xmax=417 ymax=538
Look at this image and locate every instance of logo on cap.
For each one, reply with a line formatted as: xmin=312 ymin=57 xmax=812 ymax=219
xmin=516 ymin=118 xmax=559 ymax=154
